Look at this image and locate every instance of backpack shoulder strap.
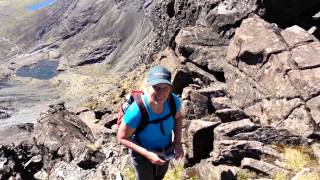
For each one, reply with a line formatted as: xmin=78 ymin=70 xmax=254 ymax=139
xmin=169 ymin=93 xmax=177 ymax=117
xmin=131 ymin=91 xmax=149 ymax=134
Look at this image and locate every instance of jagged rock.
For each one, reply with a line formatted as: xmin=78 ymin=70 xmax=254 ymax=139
xmin=0 ymin=143 xmax=48 ymax=179
xmin=288 ymin=67 xmax=320 ymax=100
xmin=214 ymin=119 xmax=259 ymax=141
xmin=172 ymin=68 xmax=193 ymax=94
xmin=33 ymin=103 xmax=95 ymax=162
xmin=211 ymin=97 xmax=233 ymax=110
xmin=186 ymin=159 xmax=240 ymax=180
xmin=257 ymin=51 xmax=300 ymax=97
xmin=75 ymin=38 xmax=117 ymax=66
xmin=231 ymin=126 xmax=305 ymax=145
xmin=279 ymin=106 xmax=315 ymax=138
xmin=226 ymin=15 xmax=288 ymax=68
xmin=77 ymin=149 xmax=106 ymax=170
xmin=212 ymin=140 xmax=280 ymax=165
xmin=307 ymin=96 xmax=320 ymax=126
xmin=280 ymin=25 xmax=315 ymax=47
xmin=186 ymin=62 xmax=217 ymax=84
xmin=184 ymin=120 xmax=220 ymax=165
xmin=150 ymin=0 xmax=202 ymax=53
xmin=100 ymin=113 xmax=118 ymax=129
xmin=197 ymin=83 xmax=228 ymax=98
xmin=181 ymin=87 xmax=212 ymax=120
xmin=215 ymin=108 xmax=250 ymax=122
xmin=224 ymin=62 xmax=266 ymax=108
xmin=311 ymin=143 xmax=320 ymax=164
xmin=175 ymin=26 xmax=229 ymax=48
xmin=291 ymin=42 xmax=320 ymax=69
xmin=241 ymin=158 xmax=289 ymax=176
xmin=205 ymin=0 xmax=260 ymax=33
xmin=244 ymin=98 xmax=303 ymax=126
xmin=156 ymin=48 xmax=182 ymax=70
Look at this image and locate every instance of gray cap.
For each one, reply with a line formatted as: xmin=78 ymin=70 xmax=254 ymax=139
xmin=147 ymin=66 xmax=172 ymax=86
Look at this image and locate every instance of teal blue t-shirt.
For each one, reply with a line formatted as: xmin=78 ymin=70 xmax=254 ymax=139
xmin=123 ymin=93 xmax=181 ymax=151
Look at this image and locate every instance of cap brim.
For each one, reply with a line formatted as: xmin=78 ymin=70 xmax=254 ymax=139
xmin=148 ymin=79 xmax=172 ymax=86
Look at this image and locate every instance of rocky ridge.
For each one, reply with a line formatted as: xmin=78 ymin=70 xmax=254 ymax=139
xmin=1 ymin=0 xmax=320 ymax=179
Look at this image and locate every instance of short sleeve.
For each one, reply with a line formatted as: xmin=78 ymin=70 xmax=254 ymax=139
xmin=122 ymin=102 xmax=142 ymax=128
xmin=172 ymin=93 xmax=181 ymax=112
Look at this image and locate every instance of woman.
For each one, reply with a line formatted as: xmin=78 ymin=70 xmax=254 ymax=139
xmin=117 ymin=66 xmax=184 ymax=180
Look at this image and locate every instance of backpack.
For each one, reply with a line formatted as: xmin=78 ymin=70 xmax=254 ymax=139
xmin=117 ymin=90 xmax=177 ymax=135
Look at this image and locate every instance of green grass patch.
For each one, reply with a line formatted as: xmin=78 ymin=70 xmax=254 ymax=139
xmin=123 ymin=166 xmax=136 ymax=180
xmin=237 ymin=170 xmax=257 ymax=180
xmin=164 ymin=164 xmax=184 ymax=180
xmin=272 ymin=172 xmax=289 ymax=180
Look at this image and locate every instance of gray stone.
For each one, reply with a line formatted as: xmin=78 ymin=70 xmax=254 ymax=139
xmin=224 ymin=63 xmax=266 ymax=108
xmin=212 ymin=140 xmax=279 ymax=165
xmin=181 ymin=87 xmax=211 ymax=120
xmin=291 ymin=42 xmax=320 ymax=69
xmin=281 ymin=25 xmax=314 ymax=47
xmin=258 ymin=51 xmax=300 ymax=98
xmin=288 ymin=67 xmax=320 ymax=100
xmin=205 ymin=0 xmax=258 ymax=33
xmin=197 ymin=83 xmax=228 ymax=98
xmin=211 ymin=97 xmax=233 ymax=110
xmin=241 ymin=158 xmax=289 ymax=175
xmin=175 ymin=27 xmax=230 ymax=48
xmin=226 ymin=15 xmax=287 ymax=67
xmin=280 ymin=106 xmax=315 ymax=137
xmin=244 ymin=98 xmax=303 ymax=126
xmin=307 ymin=96 xmax=320 ymax=126
xmin=185 ymin=120 xmax=220 ymax=164
xmin=232 ymin=126 xmax=305 ymax=145
xmin=215 ymin=108 xmax=250 ymax=122
xmin=33 ymin=103 xmax=95 ymax=159
xmin=214 ymin=119 xmax=259 ymax=141
xmin=186 ymin=62 xmax=217 ymax=84
xmin=189 ymin=46 xmax=228 ymax=73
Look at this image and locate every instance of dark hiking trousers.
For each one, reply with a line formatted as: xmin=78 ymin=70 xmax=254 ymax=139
xmin=131 ymin=151 xmax=169 ymax=180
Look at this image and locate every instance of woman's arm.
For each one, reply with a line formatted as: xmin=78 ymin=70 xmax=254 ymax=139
xmin=173 ymin=111 xmax=184 ymax=159
xmin=117 ymin=122 xmax=165 ymax=165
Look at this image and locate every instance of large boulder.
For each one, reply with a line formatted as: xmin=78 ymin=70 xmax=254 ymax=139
xmin=184 ymin=120 xmax=220 ymax=165
xmin=225 ymin=15 xmax=320 ymax=139
xmin=241 ymin=158 xmax=289 ymax=176
xmin=32 ymin=103 xmax=95 ymax=162
xmin=212 ymin=140 xmax=280 ymax=165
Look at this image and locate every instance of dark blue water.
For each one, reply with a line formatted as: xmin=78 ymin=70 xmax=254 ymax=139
xmin=26 ymin=0 xmax=57 ymax=11
xmin=15 ymin=60 xmax=59 ymax=80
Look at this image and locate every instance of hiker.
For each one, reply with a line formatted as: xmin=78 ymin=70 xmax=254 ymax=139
xmin=117 ymin=66 xmax=184 ymax=180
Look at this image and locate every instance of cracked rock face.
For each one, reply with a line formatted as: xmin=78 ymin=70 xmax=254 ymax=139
xmin=224 ymin=15 xmax=320 ymax=138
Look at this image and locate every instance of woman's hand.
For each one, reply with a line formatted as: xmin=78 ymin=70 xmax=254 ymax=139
xmin=146 ymin=151 xmax=166 ymax=165
xmin=174 ymin=143 xmax=184 ymax=160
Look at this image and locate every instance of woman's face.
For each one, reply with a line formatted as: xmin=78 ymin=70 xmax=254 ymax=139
xmin=148 ymin=83 xmax=171 ymax=105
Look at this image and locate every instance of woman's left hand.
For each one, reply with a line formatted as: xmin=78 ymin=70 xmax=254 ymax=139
xmin=174 ymin=143 xmax=184 ymax=160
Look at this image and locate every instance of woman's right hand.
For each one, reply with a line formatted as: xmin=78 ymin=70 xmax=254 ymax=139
xmin=146 ymin=151 xmax=166 ymax=165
